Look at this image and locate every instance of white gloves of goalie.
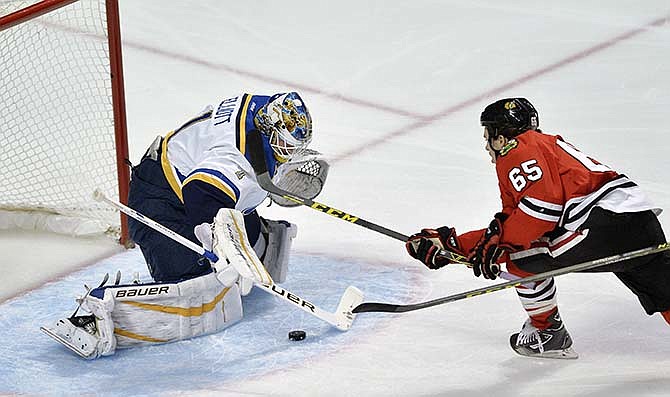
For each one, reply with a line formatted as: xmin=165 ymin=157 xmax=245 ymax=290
xmin=194 ymin=219 xmax=255 ymax=296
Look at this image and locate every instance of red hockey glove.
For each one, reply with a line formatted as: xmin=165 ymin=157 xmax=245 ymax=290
xmin=406 ymin=226 xmax=464 ymax=270
xmin=468 ymin=213 xmax=510 ymax=280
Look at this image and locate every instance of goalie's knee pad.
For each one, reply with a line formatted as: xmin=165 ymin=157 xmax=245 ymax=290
xmin=255 ymin=218 xmax=297 ymax=283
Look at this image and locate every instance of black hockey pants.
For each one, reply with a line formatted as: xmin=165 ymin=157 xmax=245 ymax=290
xmin=513 ymin=207 xmax=670 ymax=315
xmin=127 ymin=151 xmax=212 ymax=283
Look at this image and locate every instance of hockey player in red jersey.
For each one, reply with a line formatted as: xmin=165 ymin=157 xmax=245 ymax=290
xmin=406 ymin=98 xmax=670 ymax=359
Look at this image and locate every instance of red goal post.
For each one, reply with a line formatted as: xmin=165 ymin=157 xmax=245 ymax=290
xmin=0 ymin=0 xmax=130 ymax=244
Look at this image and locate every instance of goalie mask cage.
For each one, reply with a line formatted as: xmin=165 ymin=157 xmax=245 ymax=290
xmin=0 ymin=0 xmax=130 ymax=244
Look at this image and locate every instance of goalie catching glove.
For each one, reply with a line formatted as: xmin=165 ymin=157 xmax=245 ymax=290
xmin=406 ymin=226 xmax=465 ymax=270
xmin=270 ymin=149 xmax=329 ymax=206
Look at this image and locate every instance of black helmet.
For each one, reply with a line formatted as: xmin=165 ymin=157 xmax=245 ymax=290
xmin=480 ymin=98 xmax=539 ymax=138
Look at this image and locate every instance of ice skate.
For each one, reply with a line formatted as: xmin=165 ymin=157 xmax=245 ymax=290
xmin=40 ymin=315 xmax=101 ymax=359
xmin=510 ymin=310 xmax=578 ymax=359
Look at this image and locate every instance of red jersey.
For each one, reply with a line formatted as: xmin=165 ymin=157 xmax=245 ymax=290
xmin=461 ymin=130 xmax=659 ymax=252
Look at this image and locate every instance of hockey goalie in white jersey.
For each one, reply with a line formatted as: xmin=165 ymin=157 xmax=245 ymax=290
xmin=41 ymin=92 xmax=330 ymax=359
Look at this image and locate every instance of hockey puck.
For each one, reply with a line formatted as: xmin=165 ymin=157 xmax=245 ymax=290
xmin=288 ymin=330 xmax=306 ymax=341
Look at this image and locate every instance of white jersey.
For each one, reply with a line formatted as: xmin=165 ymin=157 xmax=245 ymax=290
xmin=159 ymin=93 xmax=279 ymax=215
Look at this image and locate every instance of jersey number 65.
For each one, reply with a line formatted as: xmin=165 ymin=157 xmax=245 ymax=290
xmin=508 ymin=159 xmax=543 ymax=192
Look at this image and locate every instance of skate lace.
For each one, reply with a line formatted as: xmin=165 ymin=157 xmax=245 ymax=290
xmin=516 ymin=319 xmax=546 ymax=353
xmin=82 ymin=319 xmax=97 ymax=335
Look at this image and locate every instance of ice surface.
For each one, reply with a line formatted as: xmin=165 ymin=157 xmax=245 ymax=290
xmin=0 ymin=250 xmax=417 ymax=396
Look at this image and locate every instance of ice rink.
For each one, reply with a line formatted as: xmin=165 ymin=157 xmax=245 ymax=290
xmin=1 ymin=1 xmax=670 ymax=396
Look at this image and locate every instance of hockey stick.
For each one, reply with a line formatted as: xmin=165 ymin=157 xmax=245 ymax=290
xmin=93 ymin=189 xmax=363 ymax=331
xmin=246 ymin=130 xmax=514 ymax=280
xmin=352 ymin=242 xmax=670 ymax=313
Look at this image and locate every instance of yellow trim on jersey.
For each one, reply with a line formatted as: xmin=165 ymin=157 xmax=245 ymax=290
xmin=183 ymin=172 xmax=238 ymax=203
xmin=238 ymin=94 xmax=252 ymax=154
xmin=159 ymin=109 xmax=214 ymax=203
xmin=230 ymin=214 xmax=273 ymax=284
xmin=119 ymin=286 xmax=231 ymax=317
xmin=114 ymin=328 xmax=167 ymax=343
xmin=161 ymin=130 xmax=185 ymax=202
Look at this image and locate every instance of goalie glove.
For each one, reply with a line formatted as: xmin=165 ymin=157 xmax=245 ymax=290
xmin=212 ymin=208 xmax=273 ymax=285
xmin=271 ymin=149 xmax=329 ymax=207
xmin=194 ymin=219 xmax=255 ymax=295
xmin=406 ymin=226 xmax=465 ymax=270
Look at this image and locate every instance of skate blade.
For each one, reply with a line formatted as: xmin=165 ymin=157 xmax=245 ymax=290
xmin=513 ymin=345 xmax=579 ymax=360
xmin=40 ymin=326 xmax=93 ymax=359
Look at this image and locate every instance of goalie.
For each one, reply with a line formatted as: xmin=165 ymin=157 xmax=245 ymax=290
xmin=41 ymin=92 xmax=330 ymax=359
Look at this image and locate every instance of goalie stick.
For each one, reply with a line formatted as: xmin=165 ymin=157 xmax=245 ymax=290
xmin=352 ymin=242 xmax=670 ymax=313
xmin=246 ymin=130 xmax=512 ymax=280
xmin=93 ymin=189 xmax=363 ymax=331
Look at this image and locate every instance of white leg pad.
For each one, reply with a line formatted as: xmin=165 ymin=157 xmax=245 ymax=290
xmin=83 ymin=291 xmax=117 ymax=355
xmin=43 ymin=272 xmax=243 ymax=359
xmin=107 ymin=273 xmax=243 ymax=349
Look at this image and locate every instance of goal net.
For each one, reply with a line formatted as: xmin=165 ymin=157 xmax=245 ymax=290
xmin=0 ymin=0 xmax=129 ymax=242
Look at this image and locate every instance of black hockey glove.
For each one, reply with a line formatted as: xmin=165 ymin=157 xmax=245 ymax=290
xmin=406 ymin=226 xmax=464 ymax=270
xmin=468 ymin=213 xmax=509 ymax=280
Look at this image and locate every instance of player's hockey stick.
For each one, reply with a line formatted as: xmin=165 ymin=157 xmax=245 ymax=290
xmin=352 ymin=242 xmax=670 ymax=313
xmin=246 ymin=130 xmax=513 ymax=280
xmin=93 ymin=189 xmax=363 ymax=331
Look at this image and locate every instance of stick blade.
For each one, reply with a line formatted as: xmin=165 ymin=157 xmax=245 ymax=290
xmin=352 ymin=301 xmax=407 ymax=314
xmin=334 ymin=286 xmax=364 ymax=331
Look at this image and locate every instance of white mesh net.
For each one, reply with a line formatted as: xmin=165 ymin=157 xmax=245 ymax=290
xmin=0 ymin=0 xmax=122 ymax=236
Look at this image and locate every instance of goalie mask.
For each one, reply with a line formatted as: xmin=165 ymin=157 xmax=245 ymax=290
xmin=254 ymin=92 xmax=313 ymax=162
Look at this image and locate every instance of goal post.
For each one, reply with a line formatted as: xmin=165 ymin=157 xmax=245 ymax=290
xmin=0 ymin=0 xmax=130 ymax=244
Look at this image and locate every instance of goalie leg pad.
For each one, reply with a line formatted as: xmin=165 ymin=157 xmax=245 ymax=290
xmin=257 ymin=218 xmax=297 ymax=283
xmin=82 ymin=291 xmax=117 ymax=356
xmin=105 ymin=272 xmax=243 ymax=349
xmin=43 ymin=273 xmax=243 ymax=359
